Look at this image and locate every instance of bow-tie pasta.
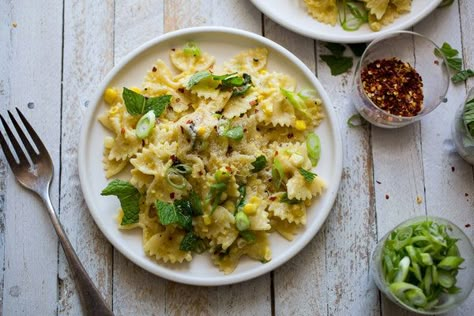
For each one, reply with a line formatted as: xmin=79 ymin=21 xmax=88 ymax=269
xmin=100 ymin=42 xmax=326 ymax=273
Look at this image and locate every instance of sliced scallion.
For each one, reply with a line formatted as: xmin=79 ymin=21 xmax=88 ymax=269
xmin=306 ymin=132 xmax=321 ymax=167
xmin=166 ymin=168 xmax=188 ymax=190
xmin=135 ymin=110 xmax=156 ymax=139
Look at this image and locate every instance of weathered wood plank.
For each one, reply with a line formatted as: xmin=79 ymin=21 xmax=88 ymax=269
xmin=111 ymin=1 xmax=167 ymax=315
xmin=58 ymin=0 xmax=115 ymax=314
xmin=262 ymin=17 xmax=329 ymax=316
xmin=415 ymin=2 xmax=474 ymax=315
xmin=0 ymin=1 xmax=63 ymax=314
xmin=316 ymin=42 xmax=380 ymax=315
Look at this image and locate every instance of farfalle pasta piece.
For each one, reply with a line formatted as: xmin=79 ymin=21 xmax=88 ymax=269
xmin=169 ymin=47 xmax=215 ymax=73
xmin=222 ymin=48 xmax=268 ymax=76
xmin=270 ymin=217 xmax=302 ymax=241
xmin=130 ymin=142 xmax=176 ymax=176
xmin=303 ymin=0 xmax=338 ymax=26
xmin=268 ymin=194 xmax=307 ymax=225
xmin=144 ymin=226 xmax=192 ymax=263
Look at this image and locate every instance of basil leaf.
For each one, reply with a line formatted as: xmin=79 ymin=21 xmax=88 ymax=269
xmin=145 ymin=95 xmax=171 ymax=117
xmin=324 ymin=42 xmax=346 ymax=57
xmin=320 ymin=55 xmax=353 ymax=76
xmin=101 ymin=180 xmax=141 ymax=225
xmin=452 ymin=69 xmax=474 ymax=84
xmin=186 ymin=70 xmax=212 ymax=89
xmin=122 ymin=87 xmax=146 ymax=115
xmin=298 ymin=168 xmax=317 ymax=182
xmin=223 ymin=126 xmax=244 ymax=140
xmin=251 ymin=155 xmax=267 ymax=172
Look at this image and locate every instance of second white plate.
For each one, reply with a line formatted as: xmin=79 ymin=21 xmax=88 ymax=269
xmin=250 ymin=0 xmax=442 ymax=43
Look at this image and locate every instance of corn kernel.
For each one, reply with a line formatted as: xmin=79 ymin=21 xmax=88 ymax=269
xmin=243 ymin=203 xmax=257 ymax=215
xmin=295 ymin=120 xmax=307 ymax=131
xmin=197 ymin=126 xmax=206 ymax=137
xmin=104 ymin=88 xmax=118 ymax=105
xmin=203 ymin=214 xmax=212 ymax=225
xmin=257 ymin=95 xmax=264 ymax=102
xmin=259 ymin=69 xmax=267 ymax=75
xmin=130 ymin=86 xmax=141 ymax=93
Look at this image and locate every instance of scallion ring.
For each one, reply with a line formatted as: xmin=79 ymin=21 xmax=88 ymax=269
xmin=166 ymin=168 xmax=188 ymax=190
xmin=173 ymin=164 xmax=192 ymax=175
xmin=135 ymin=110 xmax=156 ymax=139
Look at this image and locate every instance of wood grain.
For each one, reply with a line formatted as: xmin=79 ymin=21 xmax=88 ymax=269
xmin=59 ymin=0 xmax=115 ymax=314
xmin=0 ymin=1 xmax=63 ymax=315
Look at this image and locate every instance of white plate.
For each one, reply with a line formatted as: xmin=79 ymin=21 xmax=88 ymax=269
xmin=250 ymin=0 xmax=442 ymax=43
xmin=79 ymin=26 xmax=343 ymax=286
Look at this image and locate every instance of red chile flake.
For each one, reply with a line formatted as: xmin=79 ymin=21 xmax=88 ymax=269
xmin=361 ymin=58 xmax=423 ymax=117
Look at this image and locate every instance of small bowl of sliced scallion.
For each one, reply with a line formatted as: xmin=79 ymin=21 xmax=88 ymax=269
xmin=371 ymin=216 xmax=474 ymax=314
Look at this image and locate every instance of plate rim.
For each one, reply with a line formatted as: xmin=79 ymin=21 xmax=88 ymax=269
xmin=249 ymin=0 xmax=442 ymax=43
xmin=78 ymin=26 xmax=343 ymax=286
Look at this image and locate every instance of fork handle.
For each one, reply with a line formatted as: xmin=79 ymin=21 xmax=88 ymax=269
xmin=40 ymin=192 xmax=114 ymax=316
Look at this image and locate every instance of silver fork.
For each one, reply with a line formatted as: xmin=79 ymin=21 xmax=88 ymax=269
xmin=0 ymin=108 xmax=113 ymax=316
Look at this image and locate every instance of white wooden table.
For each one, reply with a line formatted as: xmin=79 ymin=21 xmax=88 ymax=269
xmin=1 ymin=1 xmax=473 ymax=315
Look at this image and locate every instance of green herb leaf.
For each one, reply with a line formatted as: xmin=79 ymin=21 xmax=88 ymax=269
xmin=183 ymin=41 xmax=201 ymax=57
xmin=452 ymin=69 xmax=474 ymax=83
xmin=280 ymin=193 xmax=301 ymax=205
xmin=122 ymin=87 xmax=147 ymax=115
xmin=446 ymin=57 xmax=462 ymax=72
xmin=235 ymin=184 xmax=246 ymax=214
xmin=189 ymin=190 xmax=203 ymax=216
xmin=298 ymin=168 xmax=317 ymax=182
xmin=306 ymin=132 xmax=321 ymax=167
xmin=155 ymin=200 xmax=193 ymax=231
xmin=251 ymin=155 xmax=267 ymax=172
xmin=348 ymin=43 xmax=367 ymax=57
xmin=463 ymin=98 xmax=474 ymax=137
xmin=145 ymin=95 xmax=171 ymax=117
xmin=240 ymin=230 xmax=256 ymax=243
xmin=223 ymin=126 xmax=244 ymax=140
xmin=186 ymin=70 xmax=212 ymax=89
xmin=435 ymin=42 xmax=459 ymax=58
xmin=320 ymin=55 xmax=353 ymax=76
xmin=324 ymin=42 xmax=346 ymax=57
xmin=101 ymin=180 xmax=141 ymax=225
xmin=179 ymin=232 xmax=206 ymax=252
xmin=208 ymin=182 xmax=227 ymax=214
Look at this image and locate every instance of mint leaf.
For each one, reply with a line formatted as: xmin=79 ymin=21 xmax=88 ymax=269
xmin=452 ymin=69 xmax=474 ymax=83
xmin=280 ymin=193 xmax=301 ymax=205
xmin=223 ymin=126 xmax=244 ymax=140
xmin=122 ymin=87 xmax=146 ymax=115
xmin=145 ymin=95 xmax=171 ymax=117
xmin=251 ymin=155 xmax=267 ymax=172
xmin=324 ymin=42 xmax=346 ymax=57
xmin=173 ymin=199 xmax=193 ymax=231
xmin=298 ymin=168 xmax=317 ymax=182
xmin=156 ymin=200 xmax=179 ymax=225
xmin=435 ymin=42 xmax=459 ymax=58
xmin=320 ymin=55 xmax=353 ymax=76
xmin=186 ymin=70 xmax=212 ymax=89
xmin=446 ymin=57 xmax=462 ymax=72
xmin=179 ymin=232 xmax=207 ymax=252
xmin=101 ymin=180 xmax=140 ymax=225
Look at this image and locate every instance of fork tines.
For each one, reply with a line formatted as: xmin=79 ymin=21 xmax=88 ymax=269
xmin=0 ymin=108 xmax=42 ymax=167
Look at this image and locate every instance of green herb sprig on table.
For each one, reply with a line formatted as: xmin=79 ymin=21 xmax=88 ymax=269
xmin=435 ymin=42 xmax=474 ymax=84
xmin=321 ymin=42 xmax=367 ymax=76
xmin=463 ymin=98 xmax=474 ymax=138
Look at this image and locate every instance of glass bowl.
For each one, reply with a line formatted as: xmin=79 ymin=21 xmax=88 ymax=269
xmin=371 ymin=216 xmax=474 ymax=314
xmin=452 ymin=87 xmax=474 ymax=165
xmin=352 ymin=31 xmax=450 ymax=128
